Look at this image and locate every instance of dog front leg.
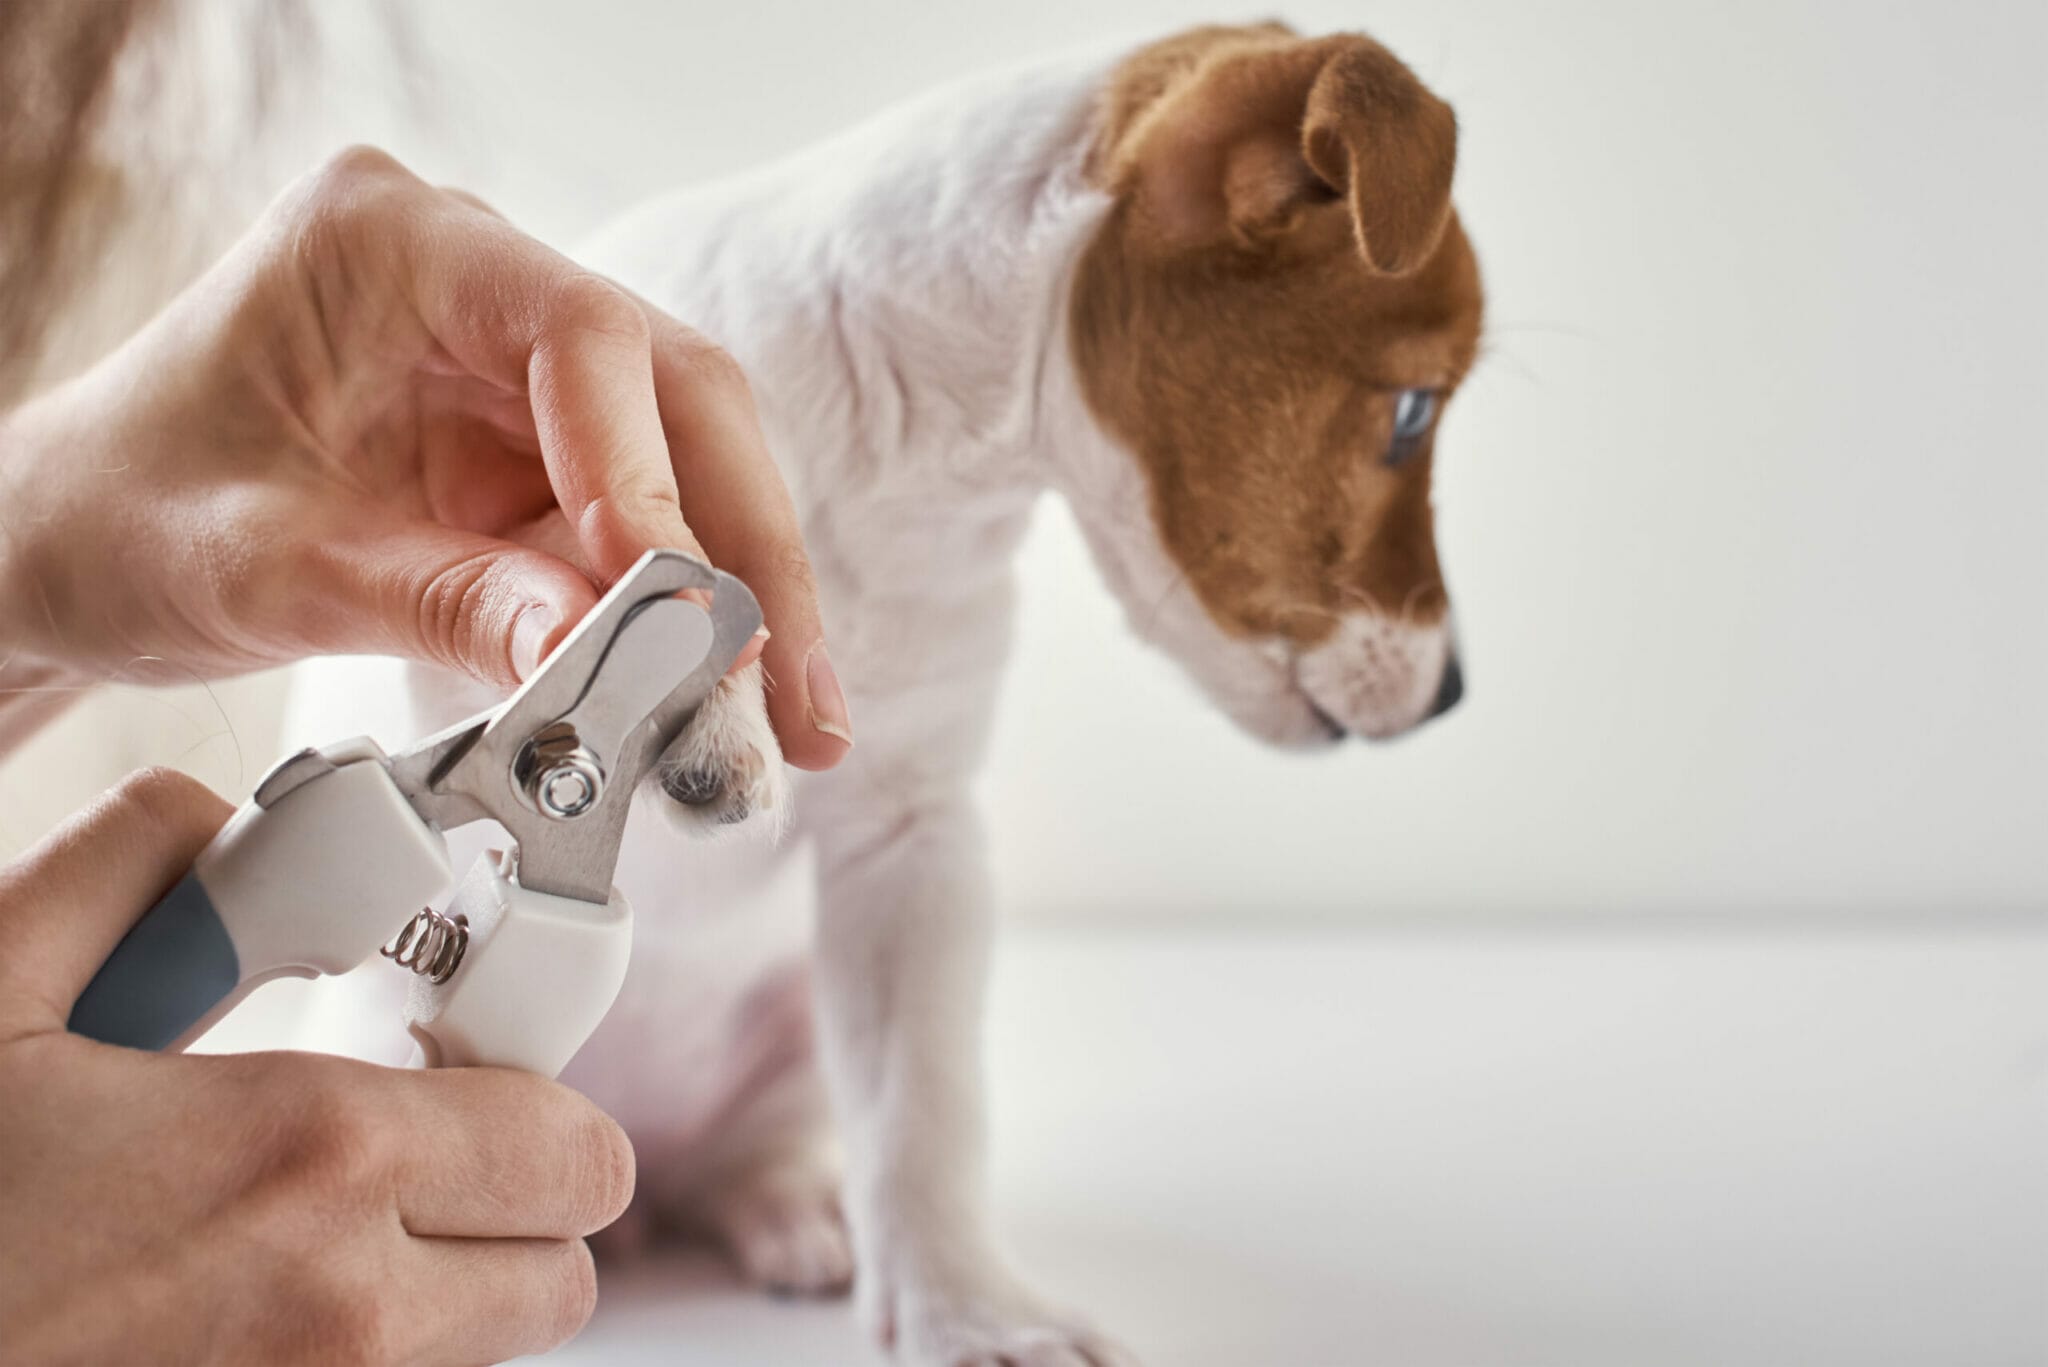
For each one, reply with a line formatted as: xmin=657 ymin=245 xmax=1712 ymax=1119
xmin=813 ymin=793 xmax=1131 ymax=1367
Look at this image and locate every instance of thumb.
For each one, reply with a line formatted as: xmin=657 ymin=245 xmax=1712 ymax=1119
xmin=0 ymin=769 xmax=231 ymax=1035
xmin=318 ymin=520 xmax=602 ymax=688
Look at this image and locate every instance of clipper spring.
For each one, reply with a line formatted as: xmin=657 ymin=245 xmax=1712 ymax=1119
xmin=382 ymin=908 xmax=469 ymax=984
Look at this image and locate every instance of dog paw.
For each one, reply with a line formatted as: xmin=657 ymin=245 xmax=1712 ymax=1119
xmin=700 ymin=1159 xmax=854 ymax=1298
xmin=905 ymin=1316 xmax=1134 ymax=1367
xmin=652 ymin=661 xmax=789 ymax=836
xmin=864 ymin=1256 xmax=1135 ymax=1367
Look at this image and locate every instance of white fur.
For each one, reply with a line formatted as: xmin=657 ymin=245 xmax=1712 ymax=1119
xmin=652 ymin=663 xmax=793 ymax=838
xmin=1299 ymin=612 xmax=1455 ymax=740
xmin=292 ymin=39 xmax=1448 ymax=1366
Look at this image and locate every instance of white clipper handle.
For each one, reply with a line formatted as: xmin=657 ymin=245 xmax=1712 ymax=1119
xmin=402 ymin=849 xmax=632 ymax=1079
xmin=70 ymin=744 xmax=452 ymax=1054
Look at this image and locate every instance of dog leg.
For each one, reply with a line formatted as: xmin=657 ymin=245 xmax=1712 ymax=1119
xmin=574 ymin=944 xmax=848 ymax=1295
xmin=694 ymin=1149 xmax=854 ymax=1298
xmin=651 ymin=962 xmax=853 ymax=1298
xmin=812 ymin=795 xmax=1134 ymax=1367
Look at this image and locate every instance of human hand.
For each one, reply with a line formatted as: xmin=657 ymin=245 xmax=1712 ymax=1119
xmin=0 ymin=146 xmax=850 ymax=769
xmin=0 ymin=768 xmax=637 ymax=1363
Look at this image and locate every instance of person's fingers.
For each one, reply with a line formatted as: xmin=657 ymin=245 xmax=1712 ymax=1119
xmin=501 ymin=506 xmax=587 ymax=571
xmin=0 ymin=769 xmax=230 ymax=1034
xmin=383 ymin=1066 xmax=635 ymax=1240
xmin=300 ymin=157 xmax=813 ymax=699
xmin=436 ymin=184 xmax=507 ymax=221
xmin=524 ymin=278 xmax=713 ymax=581
xmin=640 ymin=310 xmax=853 ymax=769
xmin=404 ymin=1236 xmax=599 ymax=1363
xmin=493 ymin=505 xmax=772 ymax=671
xmin=345 ymin=166 xmax=707 ymax=585
xmin=309 ymin=515 xmax=601 ymax=687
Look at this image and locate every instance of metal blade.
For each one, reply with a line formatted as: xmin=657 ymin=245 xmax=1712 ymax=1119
xmin=387 ymin=549 xmax=762 ymax=903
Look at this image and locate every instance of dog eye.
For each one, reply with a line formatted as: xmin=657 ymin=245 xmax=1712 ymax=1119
xmin=1391 ymin=389 xmax=1437 ymax=440
xmin=1384 ymin=388 xmax=1439 ymax=467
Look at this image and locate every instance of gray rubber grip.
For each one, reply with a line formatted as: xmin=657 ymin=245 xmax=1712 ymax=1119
xmin=68 ymin=872 xmax=242 ymax=1051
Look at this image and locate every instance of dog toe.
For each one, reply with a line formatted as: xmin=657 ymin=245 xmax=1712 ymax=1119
xmin=701 ymin=1162 xmax=854 ymax=1298
xmin=660 ymin=766 xmax=725 ymax=806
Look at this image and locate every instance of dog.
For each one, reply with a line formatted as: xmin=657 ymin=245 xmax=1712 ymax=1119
xmin=294 ymin=21 xmax=1482 ymax=1365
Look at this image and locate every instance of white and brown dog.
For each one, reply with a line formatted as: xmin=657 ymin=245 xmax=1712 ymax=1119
xmin=298 ymin=21 xmax=1482 ymax=1365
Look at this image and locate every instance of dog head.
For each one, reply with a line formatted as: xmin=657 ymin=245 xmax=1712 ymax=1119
xmin=1067 ymin=24 xmax=1482 ymax=746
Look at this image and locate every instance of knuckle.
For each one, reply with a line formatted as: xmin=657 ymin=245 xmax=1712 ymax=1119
xmin=575 ymin=481 xmax=687 ymax=556
xmin=416 ymin=550 xmax=506 ymax=677
xmin=437 ymin=184 xmax=504 ymax=220
xmin=275 ymin=147 xmax=420 ymax=307
xmin=276 ymin=1069 xmax=394 ymax=1201
xmin=308 ymin=144 xmax=408 ymax=201
xmin=95 ymin=766 xmax=222 ymax=844
xmin=668 ymin=331 xmax=752 ymax=402
xmin=547 ymin=271 xmax=650 ymax=348
xmin=617 ymin=478 xmax=688 ymax=526
xmin=88 ymin=766 xmax=228 ymax=848
xmin=293 ymin=146 xmax=410 ymax=232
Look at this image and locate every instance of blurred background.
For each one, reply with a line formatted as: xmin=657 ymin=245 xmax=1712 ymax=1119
xmin=1 ymin=3 xmax=2041 ymax=1364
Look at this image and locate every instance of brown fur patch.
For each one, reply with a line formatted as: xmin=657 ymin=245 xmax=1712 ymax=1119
xmin=1071 ymin=25 xmax=1484 ymax=646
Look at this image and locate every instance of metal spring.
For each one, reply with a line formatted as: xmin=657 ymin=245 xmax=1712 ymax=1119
xmin=381 ymin=908 xmax=469 ymax=984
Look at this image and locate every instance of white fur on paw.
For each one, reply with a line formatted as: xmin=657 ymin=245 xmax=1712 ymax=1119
xmin=653 ymin=662 xmax=790 ymax=837
xmin=865 ymin=1260 xmax=1136 ymax=1367
xmin=704 ymin=1164 xmax=854 ymax=1298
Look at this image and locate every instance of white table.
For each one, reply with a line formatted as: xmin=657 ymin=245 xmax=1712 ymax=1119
xmin=544 ymin=927 xmax=2046 ymax=1366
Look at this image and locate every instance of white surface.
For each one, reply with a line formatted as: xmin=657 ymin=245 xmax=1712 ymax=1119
xmin=544 ymin=928 xmax=2048 ymax=1367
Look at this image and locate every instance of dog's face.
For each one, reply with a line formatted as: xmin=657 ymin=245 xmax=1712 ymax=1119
xmin=1069 ymin=25 xmax=1483 ymax=745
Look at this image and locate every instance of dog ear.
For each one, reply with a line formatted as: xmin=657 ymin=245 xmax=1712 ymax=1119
xmin=1300 ymin=40 xmax=1458 ymax=276
xmin=1117 ymin=33 xmax=1457 ymax=275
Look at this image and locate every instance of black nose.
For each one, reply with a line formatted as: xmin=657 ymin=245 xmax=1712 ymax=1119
xmin=1427 ymin=653 xmax=1464 ymax=720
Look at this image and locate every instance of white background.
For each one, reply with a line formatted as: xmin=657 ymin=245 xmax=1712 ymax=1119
xmin=4 ymin=0 xmax=2043 ymax=927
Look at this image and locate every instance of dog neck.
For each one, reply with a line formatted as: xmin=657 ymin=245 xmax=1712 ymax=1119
xmin=607 ymin=47 xmax=1126 ymax=511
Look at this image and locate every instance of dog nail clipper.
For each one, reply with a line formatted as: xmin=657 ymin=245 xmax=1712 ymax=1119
xmin=67 ymin=550 xmax=761 ymax=1078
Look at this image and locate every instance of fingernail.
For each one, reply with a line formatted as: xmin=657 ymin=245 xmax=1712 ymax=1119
xmin=513 ymin=604 xmax=563 ymax=680
xmin=804 ymin=641 xmax=853 ymax=746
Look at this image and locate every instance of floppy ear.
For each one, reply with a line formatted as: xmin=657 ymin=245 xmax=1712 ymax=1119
xmin=1301 ymin=40 xmax=1458 ymax=275
xmin=1115 ymin=32 xmax=1457 ymax=275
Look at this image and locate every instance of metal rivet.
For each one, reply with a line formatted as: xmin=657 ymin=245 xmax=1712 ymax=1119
xmin=538 ymin=761 xmax=600 ymax=818
xmin=516 ymin=725 xmax=606 ymax=820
